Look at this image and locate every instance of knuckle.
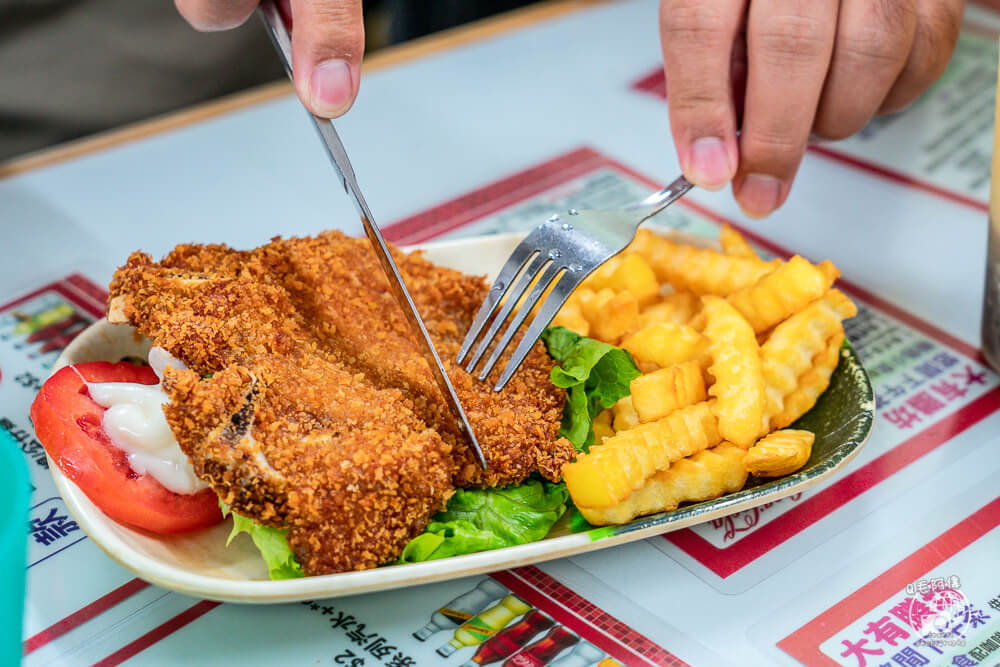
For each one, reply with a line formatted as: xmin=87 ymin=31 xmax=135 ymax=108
xmin=742 ymin=128 xmax=804 ymax=170
xmin=297 ymin=1 xmax=365 ymax=53
xmin=835 ymin=18 xmax=912 ymax=69
xmin=660 ymin=0 xmax=730 ymax=45
xmin=747 ymin=129 xmax=801 ymax=153
xmin=927 ymin=0 xmax=964 ymax=44
xmin=666 ymin=89 xmax=730 ymax=120
xmin=835 ymin=38 xmax=900 ymax=69
xmin=299 ymin=31 xmax=365 ymax=59
xmin=871 ymin=0 xmax=917 ymax=32
xmin=308 ymin=1 xmax=361 ymax=26
xmin=911 ymin=2 xmax=963 ymax=76
xmin=754 ymin=13 xmax=829 ymax=63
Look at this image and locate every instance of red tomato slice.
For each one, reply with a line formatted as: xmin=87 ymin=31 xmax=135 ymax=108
xmin=30 ymin=361 xmax=222 ymax=534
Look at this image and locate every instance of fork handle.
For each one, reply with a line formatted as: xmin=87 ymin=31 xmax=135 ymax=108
xmin=628 ymin=175 xmax=694 ymax=221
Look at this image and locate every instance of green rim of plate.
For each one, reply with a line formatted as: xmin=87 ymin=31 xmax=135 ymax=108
xmin=577 ymin=339 xmax=874 ymax=539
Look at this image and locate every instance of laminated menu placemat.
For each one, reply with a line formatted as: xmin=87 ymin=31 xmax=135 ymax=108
xmin=5 ymin=3 xmax=1000 ymax=664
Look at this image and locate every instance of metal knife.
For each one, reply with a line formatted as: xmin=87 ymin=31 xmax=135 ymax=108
xmin=257 ymin=1 xmax=487 ymax=469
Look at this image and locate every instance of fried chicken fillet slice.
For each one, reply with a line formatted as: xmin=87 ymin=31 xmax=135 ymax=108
xmin=109 ymin=258 xmax=455 ymax=574
xmin=120 ymin=231 xmax=572 ymax=487
xmin=107 ymin=233 xmax=571 ymax=572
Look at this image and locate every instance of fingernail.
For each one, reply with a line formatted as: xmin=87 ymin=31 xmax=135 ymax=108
xmin=687 ymin=137 xmax=732 ymax=191
xmin=736 ymin=174 xmax=782 ymax=219
xmin=310 ymin=59 xmax=353 ymax=117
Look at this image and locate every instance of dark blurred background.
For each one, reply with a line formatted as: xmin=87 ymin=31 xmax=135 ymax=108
xmin=0 ymin=0 xmax=538 ymax=162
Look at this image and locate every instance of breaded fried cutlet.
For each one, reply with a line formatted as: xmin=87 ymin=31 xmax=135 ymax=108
xmin=267 ymin=234 xmax=572 ymax=486
xmin=107 ymin=232 xmax=572 ymax=574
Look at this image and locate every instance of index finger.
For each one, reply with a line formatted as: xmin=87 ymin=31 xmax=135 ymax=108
xmin=660 ymin=0 xmax=746 ymax=191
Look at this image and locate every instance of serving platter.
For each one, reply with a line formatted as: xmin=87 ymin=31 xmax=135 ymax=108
xmin=48 ymin=228 xmax=874 ymax=603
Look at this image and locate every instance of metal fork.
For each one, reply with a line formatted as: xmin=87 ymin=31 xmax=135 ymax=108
xmin=458 ymin=175 xmax=694 ymax=391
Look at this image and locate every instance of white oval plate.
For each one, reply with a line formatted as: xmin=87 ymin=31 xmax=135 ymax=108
xmin=48 ymin=229 xmax=873 ymax=603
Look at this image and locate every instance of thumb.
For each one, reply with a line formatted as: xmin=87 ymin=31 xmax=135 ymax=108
xmin=290 ymin=0 xmax=364 ymax=118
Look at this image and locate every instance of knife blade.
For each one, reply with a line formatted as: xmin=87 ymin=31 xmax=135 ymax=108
xmin=258 ymin=1 xmax=487 ymax=469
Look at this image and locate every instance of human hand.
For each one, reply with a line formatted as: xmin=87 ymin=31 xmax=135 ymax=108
xmin=660 ymin=0 xmax=964 ymax=218
xmin=175 ymin=0 xmax=363 ymax=118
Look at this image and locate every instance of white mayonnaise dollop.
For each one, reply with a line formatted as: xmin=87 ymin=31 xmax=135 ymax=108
xmin=86 ymin=347 xmax=206 ymax=495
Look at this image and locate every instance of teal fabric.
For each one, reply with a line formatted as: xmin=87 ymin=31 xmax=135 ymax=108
xmin=0 ymin=429 xmax=29 ymax=666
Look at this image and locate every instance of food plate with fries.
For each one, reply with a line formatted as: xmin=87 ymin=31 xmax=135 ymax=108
xmin=47 ymin=225 xmax=873 ymax=603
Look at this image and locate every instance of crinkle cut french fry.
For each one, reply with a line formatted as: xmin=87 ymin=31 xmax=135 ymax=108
xmin=719 ymin=224 xmax=759 ymax=259
xmin=570 ymin=287 xmax=596 ymax=308
xmin=744 ymin=429 xmax=814 ymax=477
xmin=551 ymin=299 xmax=590 ymax=336
xmin=771 ymin=332 xmax=844 ymax=430
xmin=702 ymin=296 xmax=765 ymax=448
xmin=630 ymin=360 xmax=706 ymax=423
xmin=611 ymin=396 xmax=640 ymax=431
xmin=640 ymin=291 xmax=701 ymax=327
xmin=606 ymin=253 xmax=660 ymax=306
xmin=762 ymin=290 xmax=857 ymax=429
xmin=580 ymin=288 xmax=640 ymax=343
xmin=592 ymin=409 xmax=615 ymax=446
xmin=726 ymin=255 xmax=840 ymax=333
xmin=620 ymin=322 xmax=709 ymax=370
xmin=636 ymin=360 xmax=660 ymax=374
xmin=818 ymin=260 xmax=839 ymax=284
xmin=579 ymin=255 xmax=624 ymax=292
xmin=577 ymin=444 xmax=748 ymax=525
xmin=630 ymin=229 xmax=779 ymax=295
xmin=562 ymin=402 xmax=721 ymax=508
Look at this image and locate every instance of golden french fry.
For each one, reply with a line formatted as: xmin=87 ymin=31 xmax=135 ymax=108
xmin=592 ymin=409 xmax=615 ymax=446
xmin=639 ymin=291 xmax=701 ymax=327
xmin=771 ymin=332 xmax=844 ymax=429
xmin=762 ymin=290 xmax=857 ymax=430
xmin=636 ymin=360 xmax=660 ymax=374
xmin=630 ymin=360 xmax=706 ymax=423
xmin=579 ymin=255 xmax=625 ymax=292
xmin=563 ymin=402 xmax=721 ymax=508
xmin=580 ymin=288 xmax=640 ymax=343
xmin=744 ymin=429 xmax=814 ymax=477
xmin=702 ymin=296 xmax=765 ymax=448
xmin=551 ymin=299 xmax=590 ymax=336
xmin=606 ymin=253 xmax=660 ymax=306
xmin=571 ymin=287 xmax=595 ymax=305
xmin=719 ymin=224 xmax=759 ymax=259
xmin=620 ymin=322 xmax=710 ymax=369
xmin=563 ymin=229 xmax=853 ymax=524
xmin=577 ymin=444 xmax=748 ymax=525
xmin=818 ymin=260 xmax=839 ymax=284
xmin=726 ymin=255 xmax=841 ymax=333
xmin=611 ymin=396 xmax=640 ymax=431
xmin=630 ymin=229 xmax=779 ymax=295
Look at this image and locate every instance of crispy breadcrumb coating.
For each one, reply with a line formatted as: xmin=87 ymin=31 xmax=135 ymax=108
xmin=108 ymin=231 xmax=570 ymax=574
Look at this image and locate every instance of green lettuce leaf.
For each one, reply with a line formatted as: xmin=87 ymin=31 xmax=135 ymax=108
xmin=540 ymin=325 xmax=581 ymax=362
xmin=399 ymin=480 xmax=568 ymax=563
xmin=541 ymin=326 xmax=640 ymax=451
xmin=220 ymin=501 xmax=304 ymax=580
xmin=401 ymin=521 xmax=501 ymax=562
xmin=560 ymin=385 xmax=592 ymax=450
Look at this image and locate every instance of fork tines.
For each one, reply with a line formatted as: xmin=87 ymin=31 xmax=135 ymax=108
xmin=457 ymin=223 xmax=586 ymax=392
